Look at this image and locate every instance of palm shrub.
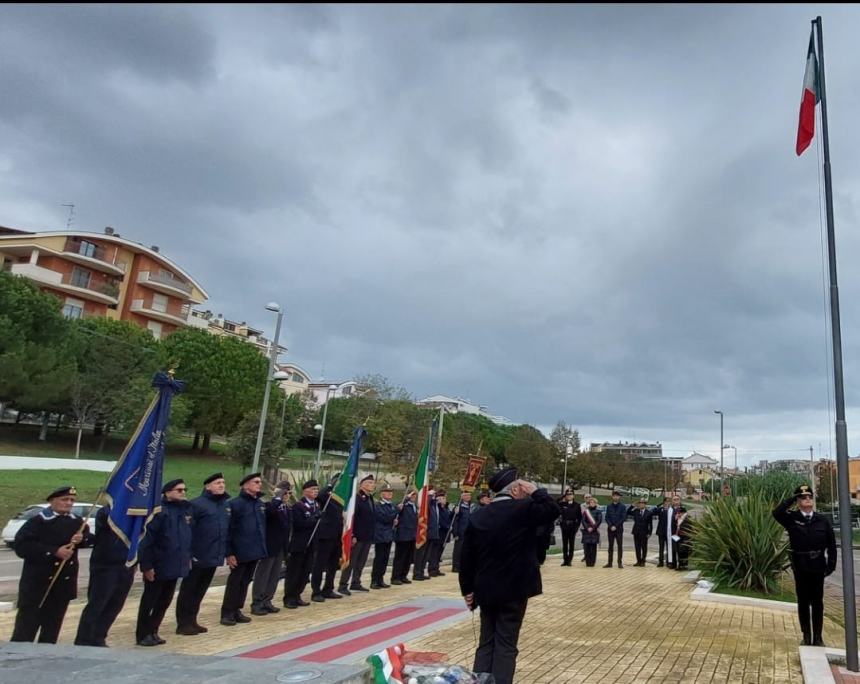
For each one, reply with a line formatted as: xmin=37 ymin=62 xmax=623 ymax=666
xmin=733 ymin=471 xmax=808 ymax=505
xmin=692 ymin=493 xmax=790 ymax=594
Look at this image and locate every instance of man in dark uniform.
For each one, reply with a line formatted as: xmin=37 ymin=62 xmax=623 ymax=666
xmin=413 ymin=488 xmax=439 ymax=581
xmin=628 ymin=497 xmax=653 ymax=566
xmin=311 ymin=476 xmax=345 ymax=602
xmin=220 ymin=472 xmax=267 ymax=626
xmin=391 ymin=488 xmax=418 ymax=584
xmin=451 ymin=491 xmax=472 ymax=573
xmin=558 ymin=489 xmax=582 ymax=566
xmin=370 ymin=483 xmax=397 ymax=589
xmin=284 ymin=480 xmax=321 ymax=608
xmin=654 ymin=497 xmax=671 ymax=567
xmin=338 ymin=474 xmax=375 ymax=594
xmin=603 ymin=490 xmax=627 ymax=568
xmin=429 ymin=493 xmax=451 ymax=577
xmin=251 ymin=480 xmax=292 ymax=615
xmin=175 ymin=472 xmax=230 ymax=635
xmin=459 ymin=468 xmax=559 ymax=684
xmin=11 ymin=486 xmax=91 ymax=644
xmin=75 ymin=503 xmax=135 ymax=646
xmin=773 ymin=484 xmax=837 ymax=646
xmin=135 ymin=479 xmax=192 ymax=646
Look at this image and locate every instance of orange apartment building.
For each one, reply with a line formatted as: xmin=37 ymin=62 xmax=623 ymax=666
xmin=0 ymin=226 xmax=208 ymax=339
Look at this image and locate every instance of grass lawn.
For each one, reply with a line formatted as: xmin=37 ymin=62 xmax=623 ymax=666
xmin=712 ymin=582 xmax=796 ymax=603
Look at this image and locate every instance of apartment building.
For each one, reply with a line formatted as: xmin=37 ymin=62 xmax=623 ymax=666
xmin=0 ymin=226 xmax=207 ymax=339
xmin=415 ymin=394 xmax=514 ymax=426
xmin=590 ymin=441 xmax=664 ymax=460
xmin=189 ymin=309 xmax=287 ymax=356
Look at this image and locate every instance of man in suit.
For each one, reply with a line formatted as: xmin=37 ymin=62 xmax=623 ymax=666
xmin=370 ymin=483 xmax=397 ymax=589
xmin=392 ymin=489 xmax=418 ymax=584
xmin=628 ymin=498 xmax=653 ymax=566
xmin=603 ymin=490 xmax=627 ymax=568
xmin=459 ymin=468 xmax=560 ymax=684
xmin=338 ymin=474 xmax=375 ymax=594
xmin=557 ymin=489 xmax=582 ymax=566
xmin=654 ymin=497 xmax=671 ymax=567
xmin=451 ymin=491 xmax=472 ymax=573
xmin=250 ymin=481 xmax=292 ymax=615
xmin=311 ymin=476 xmax=344 ymax=602
xmin=283 ymin=480 xmax=320 ymax=608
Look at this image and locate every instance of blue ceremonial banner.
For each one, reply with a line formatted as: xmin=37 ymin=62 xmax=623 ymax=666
xmin=105 ymin=371 xmax=184 ymax=565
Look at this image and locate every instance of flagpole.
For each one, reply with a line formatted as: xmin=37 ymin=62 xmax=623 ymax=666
xmin=814 ymin=15 xmax=858 ymax=671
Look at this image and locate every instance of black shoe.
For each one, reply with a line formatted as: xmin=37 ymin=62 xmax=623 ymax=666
xmin=265 ymin=603 xmax=281 ymax=613
xmin=285 ymin=600 xmax=299 ymax=609
xmin=153 ymin=634 xmax=166 ymax=645
xmin=137 ymin=635 xmax=161 ymax=647
xmin=193 ymin=622 xmax=208 ymax=633
xmin=391 ymin=579 xmax=403 ymax=585
xmin=812 ymin=637 xmax=825 ymax=647
xmin=350 ymin=585 xmax=370 ymax=592
xmin=603 ymin=564 xmax=613 ymax=568
xmin=311 ymin=594 xmax=326 ymax=603
xmin=413 ymin=575 xmax=427 ymax=581
xmin=801 ymin=636 xmax=811 ymax=646
xmin=370 ymin=583 xmax=384 ymax=589
xmin=618 ymin=564 xmax=624 ymax=568
xmin=561 ymin=562 xmax=570 ymax=566
xmin=251 ymin=606 xmax=269 ymax=616
xmin=296 ymin=598 xmax=310 ymax=607
xmin=338 ymin=587 xmax=352 ymax=596
xmin=657 ymin=562 xmax=664 ymax=567
xmin=220 ymin=614 xmax=237 ymax=626
xmin=234 ymin=611 xmax=252 ymax=623
xmin=176 ymin=624 xmax=200 ymax=635
xmin=400 ymin=578 xmax=412 ymax=584
xmin=429 ymin=572 xmax=445 ymax=577
xmin=95 ymin=641 xmax=108 ymax=647
xmin=322 ymin=591 xmax=343 ymax=599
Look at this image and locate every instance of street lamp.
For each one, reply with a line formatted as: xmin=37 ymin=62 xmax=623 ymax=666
xmin=251 ymin=303 xmax=286 ymax=474
xmin=714 ymin=410 xmax=724 ymax=496
xmin=314 ymin=384 xmax=338 ymax=479
xmin=724 ymin=444 xmax=737 ymax=496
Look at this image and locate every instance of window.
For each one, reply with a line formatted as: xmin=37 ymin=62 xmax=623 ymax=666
xmin=70 ymin=267 xmax=91 ymax=288
xmin=147 ymin=321 xmax=163 ymax=339
xmin=78 ymin=240 xmax=97 ymax=258
xmin=292 ymin=373 xmax=305 ymax=384
xmin=224 ymin=322 xmax=236 ymax=332
xmin=62 ymin=298 xmax=84 ymax=319
xmin=158 ymin=269 xmax=175 ymax=280
xmin=151 ymin=293 xmax=168 ymax=313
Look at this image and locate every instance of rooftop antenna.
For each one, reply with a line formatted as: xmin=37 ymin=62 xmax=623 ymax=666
xmin=61 ymin=204 xmax=75 ymax=230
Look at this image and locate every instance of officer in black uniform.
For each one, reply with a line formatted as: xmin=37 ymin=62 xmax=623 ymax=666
xmin=175 ymin=472 xmax=231 ymax=635
xmin=370 ymin=483 xmax=397 ymax=588
xmin=11 ymin=486 xmax=91 ymax=644
xmin=391 ymin=489 xmax=418 ymax=584
xmin=338 ymin=474 xmax=375 ymax=594
xmin=628 ymin=497 xmax=653 ymax=566
xmin=75 ymin=503 xmax=135 ymax=646
xmin=136 ymin=479 xmax=193 ymax=646
xmin=311 ymin=476 xmax=344 ymax=601
xmin=459 ymin=468 xmax=560 ymax=684
xmin=773 ymin=484 xmax=837 ymax=646
xmin=654 ymin=497 xmax=671 ymax=567
xmin=284 ymin=480 xmax=321 ymax=608
xmin=558 ymin=489 xmax=582 ymax=566
xmin=220 ymin=472 xmax=267 ymax=626
xmin=251 ymin=480 xmax=292 ymax=615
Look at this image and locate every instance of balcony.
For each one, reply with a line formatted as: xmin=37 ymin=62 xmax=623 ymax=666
xmin=63 ymin=238 xmax=126 ymax=276
xmin=136 ymin=270 xmax=199 ymax=301
xmin=10 ymin=263 xmax=119 ymax=305
xmin=130 ymin=299 xmax=190 ymax=327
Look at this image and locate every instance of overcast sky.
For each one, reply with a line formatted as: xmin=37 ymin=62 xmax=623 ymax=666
xmin=4 ymin=4 xmax=860 ymax=467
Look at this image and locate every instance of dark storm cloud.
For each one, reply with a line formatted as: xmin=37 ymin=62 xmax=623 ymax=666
xmin=2 ymin=4 xmax=860 ymax=461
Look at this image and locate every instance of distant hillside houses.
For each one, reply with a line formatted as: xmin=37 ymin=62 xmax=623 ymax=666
xmin=590 ymin=441 xmax=663 ymax=460
xmin=415 ymin=395 xmax=514 ymax=426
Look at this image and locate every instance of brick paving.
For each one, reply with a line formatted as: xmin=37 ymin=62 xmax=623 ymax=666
xmin=0 ymin=555 xmax=845 ymax=683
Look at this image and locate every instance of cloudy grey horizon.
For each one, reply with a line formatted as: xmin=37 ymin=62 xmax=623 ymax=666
xmin=3 ymin=4 xmax=860 ymax=469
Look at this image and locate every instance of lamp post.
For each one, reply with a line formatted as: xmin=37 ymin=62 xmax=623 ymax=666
xmin=714 ymin=410 xmax=724 ymax=496
xmin=314 ymin=384 xmax=338 ymax=479
xmin=724 ymin=444 xmax=737 ymax=495
xmin=251 ymin=303 xmax=286 ymax=475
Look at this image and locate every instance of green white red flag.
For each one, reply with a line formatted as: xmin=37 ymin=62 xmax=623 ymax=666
xmin=333 ymin=426 xmax=366 ymax=569
xmin=413 ymin=426 xmax=432 ymax=549
xmin=796 ymin=28 xmax=819 ymax=156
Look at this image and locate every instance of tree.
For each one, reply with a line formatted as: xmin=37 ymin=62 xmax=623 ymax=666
xmin=504 ymin=425 xmax=556 ymax=481
xmin=353 ymin=373 xmax=412 ymax=401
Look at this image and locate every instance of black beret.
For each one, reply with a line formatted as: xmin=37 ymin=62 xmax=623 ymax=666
xmin=47 ymin=486 xmax=77 ymax=501
xmin=488 ymin=467 xmax=517 ymax=493
xmin=276 ymin=480 xmax=292 ymax=490
xmin=795 ymin=484 xmax=814 ymax=497
xmin=302 ymin=479 xmax=319 ymax=490
xmin=360 ymin=474 xmax=374 ymax=483
xmin=380 ymin=482 xmax=393 ymax=492
xmin=564 ymin=488 xmax=573 ymax=495
xmin=203 ymin=472 xmax=224 ymax=485
xmin=239 ymin=472 xmax=262 ymax=486
xmin=162 ymin=479 xmax=184 ymax=494
xmin=478 ymin=490 xmax=491 ymax=498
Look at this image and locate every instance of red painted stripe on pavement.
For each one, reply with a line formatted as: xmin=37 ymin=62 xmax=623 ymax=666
xmin=298 ymin=607 xmax=465 ymax=663
xmin=238 ymin=606 xmax=421 ymax=659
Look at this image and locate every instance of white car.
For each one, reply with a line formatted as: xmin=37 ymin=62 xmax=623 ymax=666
xmin=2 ymin=503 xmax=101 ymax=548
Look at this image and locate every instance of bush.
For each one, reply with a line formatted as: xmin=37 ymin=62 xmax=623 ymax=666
xmin=733 ymin=471 xmax=809 ymax=504
xmin=692 ymin=493 xmax=789 ymax=594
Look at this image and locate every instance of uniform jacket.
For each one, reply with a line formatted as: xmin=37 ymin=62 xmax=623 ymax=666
xmin=655 ymin=506 xmax=672 ymax=537
xmin=604 ymin=501 xmax=628 ymax=529
xmin=316 ymin=489 xmax=344 ymax=541
xmin=773 ymin=498 xmax=837 ymax=575
xmin=352 ymin=490 xmax=375 ymax=542
xmin=226 ymin=490 xmax=267 ymax=562
xmin=426 ymin=496 xmax=440 ymax=541
xmin=437 ymin=503 xmax=452 ymax=537
xmin=580 ymin=506 xmax=603 ymax=544
xmin=264 ymin=496 xmax=291 ymax=557
xmin=373 ymin=499 xmax=397 ymax=544
xmin=138 ymin=498 xmax=193 ymax=581
xmin=188 ymin=489 xmax=231 ymax=568
xmin=452 ymin=502 xmax=471 ymax=539
xmin=459 ymin=488 xmax=560 ymax=606
xmin=628 ymin=506 xmax=653 ymax=536
xmin=15 ymin=509 xmax=92 ymax=606
xmin=289 ymin=497 xmax=321 ymax=552
xmin=90 ymin=505 xmax=129 ymax=566
xmin=558 ymin=500 xmax=583 ymax=528
xmin=395 ymin=500 xmax=418 ymax=542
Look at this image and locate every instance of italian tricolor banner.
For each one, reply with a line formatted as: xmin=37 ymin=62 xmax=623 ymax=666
xmin=414 ymin=430 xmax=431 ymax=549
xmin=333 ymin=426 xmax=365 ymax=569
xmin=796 ymin=28 xmax=819 ymax=156
xmin=367 ymin=643 xmax=404 ymax=684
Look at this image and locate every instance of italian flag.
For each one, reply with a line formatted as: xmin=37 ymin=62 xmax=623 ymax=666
xmin=367 ymin=643 xmax=404 ymax=684
xmin=333 ymin=426 xmax=365 ymax=569
xmin=796 ymin=28 xmax=819 ymax=156
xmin=414 ymin=430 xmax=431 ymax=549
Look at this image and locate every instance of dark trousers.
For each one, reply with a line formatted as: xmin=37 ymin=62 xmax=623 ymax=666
xmin=252 ymin=552 xmax=284 ymax=609
xmin=633 ymin=532 xmax=649 ymax=564
xmin=452 ymin=537 xmax=464 ymax=572
xmin=312 ymin=538 xmax=340 ymax=594
xmin=657 ymin=534 xmax=668 ymax=565
xmin=75 ymin=563 xmax=134 ymax=645
xmin=11 ymin=599 xmax=71 ymax=644
xmin=371 ymin=542 xmax=393 ymax=584
xmin=413 ymin=542 xmax=432 ymax=578
xmin=792 ymin=568 xmax=825 ymax=639
xmin=583 ymin=542 xmax=598 ymax=567
xmin=339 ymin=540 xmax=372 ymax=589
xmin=474 ymin=599 xmax=528 ymax=684
xmin=607 ymin=527 xmax=623 ymax=565
xmin=671 ymin=539 xmax=682 ymax=569
xmin=284 ymin=550 xmax=313 ymax=601
xmin=561 ymin=525 xmax=577 ymax=564
xmin=136 ymin=578 xmax=177 ymax=641
xmin=429 ymin=538 xmax=445 ymax=574
xmin=176 ymin=565 xmax=217 ymax=628
xmin=392 ymin=540 xmax=415 ymax=580
xmin=221 ymin=560 xmax=258 ymax=616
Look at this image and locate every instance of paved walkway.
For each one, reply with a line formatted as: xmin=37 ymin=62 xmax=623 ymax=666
xmin=0 ymin=553 xmax=845 ymax=683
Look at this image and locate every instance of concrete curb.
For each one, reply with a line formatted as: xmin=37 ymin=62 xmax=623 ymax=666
xmin=799 ymin=646 xmax=845 ymax=683
xmin=0 ymin=601 xmax=13 ymax=613
xmin=690 ymin=579 xmax=795 ymax=612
